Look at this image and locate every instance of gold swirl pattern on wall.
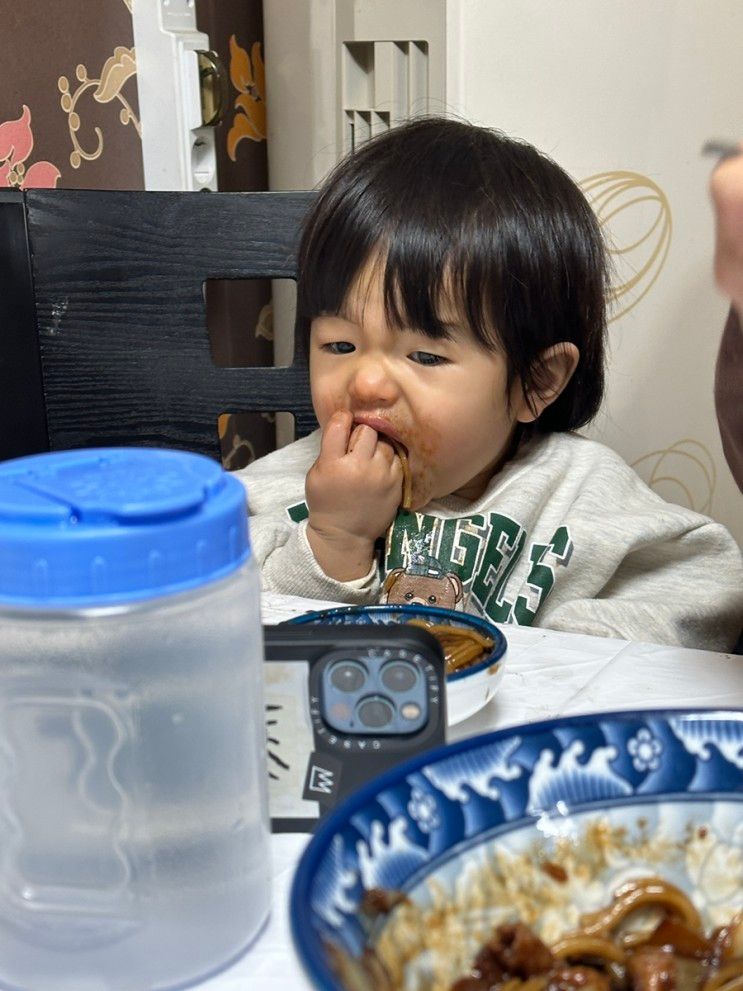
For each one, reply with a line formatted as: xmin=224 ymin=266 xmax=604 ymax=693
xmin=580 ymin=171 xmax=672 ymax=322
xmin=631 ymin=439 xmax=716 ymax=513
xmin=58 ymin=47 xmax=141 ymax=169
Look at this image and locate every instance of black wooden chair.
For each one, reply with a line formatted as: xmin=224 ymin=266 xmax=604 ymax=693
xmin=0 ymin=187 xmax=316 ymax=464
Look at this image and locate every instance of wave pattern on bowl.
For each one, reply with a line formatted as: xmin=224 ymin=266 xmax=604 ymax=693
xmin=291 ymin=710 xmax=743 ymax=991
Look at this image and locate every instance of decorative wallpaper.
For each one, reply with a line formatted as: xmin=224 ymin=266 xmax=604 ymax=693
xmin=0 ymin=106 xmax=60 ymax=190
xmin=630 ymin=439 xmax=716 ymax=515
xmin=58 ymin=46 xmax=140 ymax=172
xmin=1 ymin=0 xmax=271 ymax=471
xmin=580 ymin=171 xmax=719 ymax=516
xmin=580 ymin=171 xmax=672 ymax=322
xmin=227 ymin=35 xmax=266 ymax=160
xmin=1 ymin=2 xmax=143 ymax=190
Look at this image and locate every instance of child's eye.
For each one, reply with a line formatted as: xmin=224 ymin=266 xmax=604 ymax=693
xmin=409 ymin=351 xmax=447 ymax=366
xmin=323 ymin=341 xmax=355 ymax=354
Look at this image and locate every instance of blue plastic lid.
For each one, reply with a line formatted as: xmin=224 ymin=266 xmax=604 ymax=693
xmin=0 ymin=448 xmax=250 ymax=607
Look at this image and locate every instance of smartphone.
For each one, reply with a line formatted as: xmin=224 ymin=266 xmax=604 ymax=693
xmin=263 ymin=624 xmax=447 ymax=832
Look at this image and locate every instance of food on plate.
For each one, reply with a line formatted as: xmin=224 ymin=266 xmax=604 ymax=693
xmin=347 ymin=876 xmax=742 ymax=991
xmin=446 ymin=879 xmax=742 ymax=991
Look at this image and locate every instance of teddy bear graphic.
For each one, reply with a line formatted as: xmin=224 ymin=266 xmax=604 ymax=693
xmin=382 ymin=549 xmax=464 ymax=610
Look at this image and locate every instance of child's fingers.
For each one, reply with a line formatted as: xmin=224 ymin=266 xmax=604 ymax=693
xmin=319 ymin=410 xmax=353 ymax=459
xmin=347 ymin=423 xmax=378 ymax=458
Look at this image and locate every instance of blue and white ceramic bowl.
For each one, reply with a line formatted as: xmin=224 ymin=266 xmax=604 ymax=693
xmin=291 ymin=709 xmax=743 ymax=991
xmin=289 ymin=604 xmax=508 ymax=726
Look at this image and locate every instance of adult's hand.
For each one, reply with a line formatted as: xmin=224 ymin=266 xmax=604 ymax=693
xmin=710 ymin=144 xmax=743 ymax=313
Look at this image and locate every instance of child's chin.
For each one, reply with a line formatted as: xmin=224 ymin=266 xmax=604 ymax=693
xmin=405 ymin=485 xmax=433 ymax=512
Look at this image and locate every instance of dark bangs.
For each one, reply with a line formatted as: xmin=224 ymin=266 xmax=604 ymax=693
xmin=296 ymin=117 xmax=609 ymax=433
xmin=297 ymin=121 xmax=506 ymax=348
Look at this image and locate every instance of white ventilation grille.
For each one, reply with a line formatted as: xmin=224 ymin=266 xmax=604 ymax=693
xmin=342 ymin=41 xmax=429 ymax=153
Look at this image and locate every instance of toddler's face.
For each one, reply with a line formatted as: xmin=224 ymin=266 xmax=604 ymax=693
xmin=309 ymin=266 xmax=529 ymax=507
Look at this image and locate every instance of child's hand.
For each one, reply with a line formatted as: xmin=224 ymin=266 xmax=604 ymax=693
xmin=305 ymin=410 xmax=403 ymax=581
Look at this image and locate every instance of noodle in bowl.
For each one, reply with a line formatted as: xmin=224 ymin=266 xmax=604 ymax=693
xmin=290 ymin=709 xmax=743 ymax=991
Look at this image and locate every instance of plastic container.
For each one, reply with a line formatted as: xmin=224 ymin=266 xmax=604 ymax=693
xmin=0 ymin=448 xmax=270 ymax=991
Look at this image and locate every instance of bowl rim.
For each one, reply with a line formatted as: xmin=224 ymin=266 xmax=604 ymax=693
xmin=287 ymin=603 xmax=507 ymax=682
xmin=289 ymin=706 xmax=743 ymax=991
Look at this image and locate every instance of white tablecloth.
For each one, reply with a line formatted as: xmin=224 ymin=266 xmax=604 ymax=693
xmin=195 ymin=592 xmax=743 ymax=991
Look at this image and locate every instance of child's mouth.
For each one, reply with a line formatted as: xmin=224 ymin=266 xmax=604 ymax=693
xmin=352 ymin=415 xmax=403 ymax=446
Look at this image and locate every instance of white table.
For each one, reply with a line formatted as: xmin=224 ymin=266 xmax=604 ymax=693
xmin=197 ymin=592 xmax=743 ymax=991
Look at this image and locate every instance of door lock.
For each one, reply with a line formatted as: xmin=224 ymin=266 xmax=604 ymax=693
xmin=197 ymin=50 xmax=228 ymax=127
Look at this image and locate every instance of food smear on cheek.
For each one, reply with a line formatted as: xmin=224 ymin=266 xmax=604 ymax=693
xmin=403 ymin=430 xmax=440 ymax=511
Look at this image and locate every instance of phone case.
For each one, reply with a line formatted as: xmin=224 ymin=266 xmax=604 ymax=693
xmin=263 ymin=624 xmax=447 ymax=832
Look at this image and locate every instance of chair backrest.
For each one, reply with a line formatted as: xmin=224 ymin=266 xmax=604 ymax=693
xmin=0 ymin=187 xmax=316 ymax=463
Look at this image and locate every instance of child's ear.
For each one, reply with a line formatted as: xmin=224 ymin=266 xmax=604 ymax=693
xmin=512 ymin=343 xmax=580 ymax=423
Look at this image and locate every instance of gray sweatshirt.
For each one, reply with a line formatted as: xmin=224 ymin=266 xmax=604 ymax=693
xmin=236 ymin=430 xmax=743 ymax=651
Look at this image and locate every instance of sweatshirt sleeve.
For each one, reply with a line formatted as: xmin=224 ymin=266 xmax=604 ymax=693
xmin=539 ymin=517 xmax=743 ymax=652
xmin=236 ymin=436 xmax=381 ymax=604
xmin=249 ymin=512 xmax=381 ymax=603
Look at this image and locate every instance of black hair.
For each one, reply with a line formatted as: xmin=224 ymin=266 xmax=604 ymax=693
xmin=296 ymin=116 xmax=609 ymax=434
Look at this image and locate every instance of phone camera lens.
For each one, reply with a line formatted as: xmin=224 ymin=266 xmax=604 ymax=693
xmin=329 ymin=660 xmax=367 ymax=693
xmin=356 ymin=695 xmax=395 ymax=729
xmin=381 ymin=660 xmax=418 ymax=693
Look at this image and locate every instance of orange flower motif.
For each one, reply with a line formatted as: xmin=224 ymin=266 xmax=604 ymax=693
xmin=0 ymin=105 xmax=61 ymax=189
xmin=227 ymin=36 xmax=266 ymax=162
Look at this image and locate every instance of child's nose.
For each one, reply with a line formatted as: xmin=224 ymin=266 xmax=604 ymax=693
xmin=348 ymin=356 xmax=399 ymax=405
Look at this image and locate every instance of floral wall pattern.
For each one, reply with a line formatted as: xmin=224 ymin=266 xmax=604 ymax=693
xmin=2 ymin=0 xmax=271 ymax=470
xmin=1 ymin=3 xmax=143 ymax=191
xmin=0 ymin=106 xmax=61 ymax=190
xmin=228 ymin=36 xmax=267 ymax=159
xmin=58 ymin=46 xmax=140 ymax=172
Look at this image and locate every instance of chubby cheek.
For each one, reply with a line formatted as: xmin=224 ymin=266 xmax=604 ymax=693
xmin=310 ymin=377 xmax=346 ymax=430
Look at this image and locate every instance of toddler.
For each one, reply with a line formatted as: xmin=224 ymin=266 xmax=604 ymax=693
xmin=238 ymin=117 xmax=743 ymax=650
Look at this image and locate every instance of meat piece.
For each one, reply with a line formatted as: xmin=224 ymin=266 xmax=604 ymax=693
xmin=494 ymin=922 xmax=555 ymax=977
xmin=547 ymin=965 xmax=611 ymax=991
xmin=471 ymin=922 xmax=554 ymax=984
xmin=469 ymin=941 xmax=506 ymax=987
xmin=627 ymin=946 xmax=677 ymax=991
